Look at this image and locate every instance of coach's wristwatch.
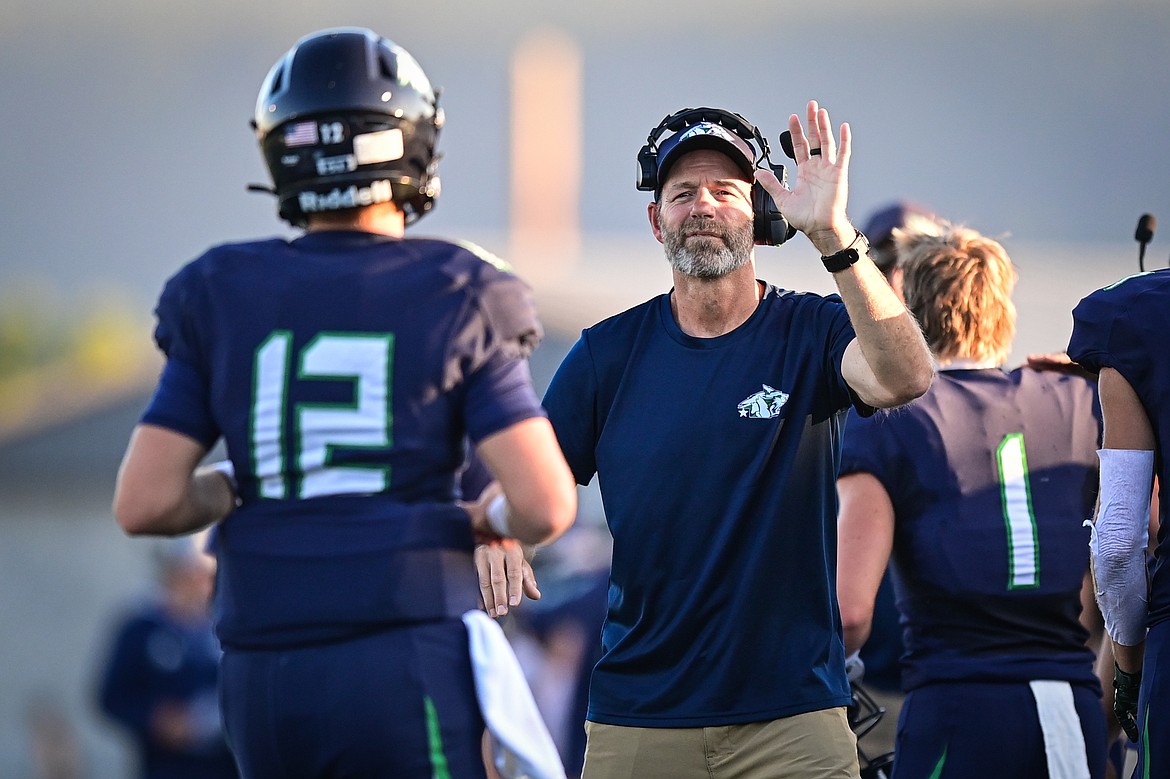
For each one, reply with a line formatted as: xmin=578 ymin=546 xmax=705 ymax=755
xmin=821 ymin=228 xmax=869 ymax=273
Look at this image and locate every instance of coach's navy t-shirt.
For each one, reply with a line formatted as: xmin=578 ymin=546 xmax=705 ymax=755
xmin=544 ymin=284 xmax=864 ymax=727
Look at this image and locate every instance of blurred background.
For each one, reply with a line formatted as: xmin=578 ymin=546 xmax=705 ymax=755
xmin=1 ymin=0 xmax=1168 ymax=774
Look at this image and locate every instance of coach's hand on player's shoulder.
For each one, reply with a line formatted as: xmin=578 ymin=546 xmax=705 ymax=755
xmin=1024 ymin=350 xmax=1095 ymax=379
xmin=474 ymin=540 xmax=540 ymax=619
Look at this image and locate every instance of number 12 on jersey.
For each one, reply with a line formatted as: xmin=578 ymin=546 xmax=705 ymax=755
xmin=252 ymin=331 xmax=395 ymax=500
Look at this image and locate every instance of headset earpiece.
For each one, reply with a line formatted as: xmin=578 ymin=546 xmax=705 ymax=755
xmin=751 ymin=160 xmax=797 ymax=246
xmin=635 ymin=143 xmax=658 ymax=192
xmin=752 ymin=184 xmax=796 ymax=246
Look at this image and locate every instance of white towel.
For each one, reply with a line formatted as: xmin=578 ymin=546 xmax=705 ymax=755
xmin=463 ymin=610 xmax=567 ymax=779
xmin=1029 ymin=680 xmax=1091 ymax=779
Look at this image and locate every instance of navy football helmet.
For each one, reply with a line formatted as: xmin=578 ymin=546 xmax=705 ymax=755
xmin=253 ymin=27 xmax=443 ymax=226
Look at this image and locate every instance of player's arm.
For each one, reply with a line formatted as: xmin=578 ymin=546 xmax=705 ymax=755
xmin=836 ymin=471 xmax=896 ymax=654
xmin=465 ymin=418 xmax=575 ymax=618
xmin=465 ymin=480 xmax=541 ymax=618
xmin=1092 ymin=367 xmax=1155 ymax=673
xmin=754 ymin=101 xmax=932 ymax=409
xmin=1080 ymin=568 xmax=1128 ymax=749
xmin=1089 ymin=366 xmax=1155 ymax=743
xmin=113 ymin=424 xmax=235 ymax=536
xmin=472 ymin=417 xmax=576 ymax=548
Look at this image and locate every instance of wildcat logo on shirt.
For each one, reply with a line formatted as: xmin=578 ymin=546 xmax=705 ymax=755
xmin=738 ymin=384 xmax=790 ymax=419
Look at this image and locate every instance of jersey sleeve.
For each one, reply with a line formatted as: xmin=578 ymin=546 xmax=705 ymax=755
xmin=839 ymin=408 xmax=899 ymax=488
xmin=444 ymin=266 xmax=543 ymax=378
xmin=458 ymin=268 xmax=547 ymax=443
xmin=139 ymin=264 xmax=220 ymax=446
xmin=1069 ymin=276 xmax=1154 ymax=393
xmin=1068 ymin=284 xmax=1121 ymax=374
xmin=462 ymin=354 xmax=545 ymax=444
xmin=542 ymin=333 xmax=598 ymax=486
xmin=447 ymin=238 xmax=542 ymax=360
xmin=475 ymin=273 xmax=544 ymax=360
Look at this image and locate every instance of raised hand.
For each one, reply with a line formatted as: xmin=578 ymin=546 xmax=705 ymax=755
xmin=754 ymin=100 xmax=853 ymax=254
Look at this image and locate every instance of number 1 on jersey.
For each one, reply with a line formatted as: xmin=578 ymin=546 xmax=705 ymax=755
xmin=997 ymin=433 xmax=1040 ymax=589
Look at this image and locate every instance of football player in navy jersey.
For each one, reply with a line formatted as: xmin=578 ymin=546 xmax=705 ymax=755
xmin=112 ymin=27 xmax=576 ymax=779
xmin=837 ymin=227 xmax=1108 ymax=778
xmin=848 ymin=201 xmax=944 ymax=770
xmin=1069 ymin=269 xmax=1170 ymax=779
xmin=517 ymin=103 xmax=933 ymax=779
xmin=97 ymin=536 xmax=237 ymax=779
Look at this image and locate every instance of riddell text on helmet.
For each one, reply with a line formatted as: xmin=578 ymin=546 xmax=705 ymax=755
xmin=298 ymin=181 xmax=394 ymax=212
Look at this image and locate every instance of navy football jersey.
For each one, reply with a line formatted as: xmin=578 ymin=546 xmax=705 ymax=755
xmin=1070 ymin=269 xmax=1170 ymax=630
xmin=141 ymin=231 xmax=546 ymax=648
xmin=543 ymin=284 xmax=865 ymax=727
xmin=841 ymin=368 xmax=1102 ymax=692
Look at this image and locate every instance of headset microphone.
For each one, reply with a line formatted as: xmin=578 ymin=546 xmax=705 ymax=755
xmin=777 ymin=130 xmax=796 ymax=161
xmin=1135 ymin=213 xmax=1156 ymax=271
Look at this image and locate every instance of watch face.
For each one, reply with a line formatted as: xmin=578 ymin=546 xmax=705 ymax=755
xmin=856 ymin=234 xmax=871 ymax=256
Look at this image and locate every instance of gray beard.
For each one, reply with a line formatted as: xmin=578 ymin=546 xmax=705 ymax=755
xmin=661 ymin=217 xmax=754 ymax=279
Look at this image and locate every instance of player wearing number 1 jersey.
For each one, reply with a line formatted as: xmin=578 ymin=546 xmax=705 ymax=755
xmin=112 ymin=28 xmax=576 ymax=778
xmin=836 ymin=227 xmax=1108 ymax=778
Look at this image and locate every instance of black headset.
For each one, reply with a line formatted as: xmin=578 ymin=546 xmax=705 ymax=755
xmin=635 ymin=107 xmax=797 ymax=246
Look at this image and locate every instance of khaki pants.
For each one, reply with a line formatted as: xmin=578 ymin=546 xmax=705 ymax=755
xmin=581 ymin=707 xmax=860 ymax=779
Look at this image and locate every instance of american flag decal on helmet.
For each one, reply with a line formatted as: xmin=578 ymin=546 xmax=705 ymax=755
xmin=284 ymin=121 xmax=319 ymax=148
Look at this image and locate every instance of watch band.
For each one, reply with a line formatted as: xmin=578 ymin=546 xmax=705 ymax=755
xmin=821 ymin=228 xmax=868 ymax=273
